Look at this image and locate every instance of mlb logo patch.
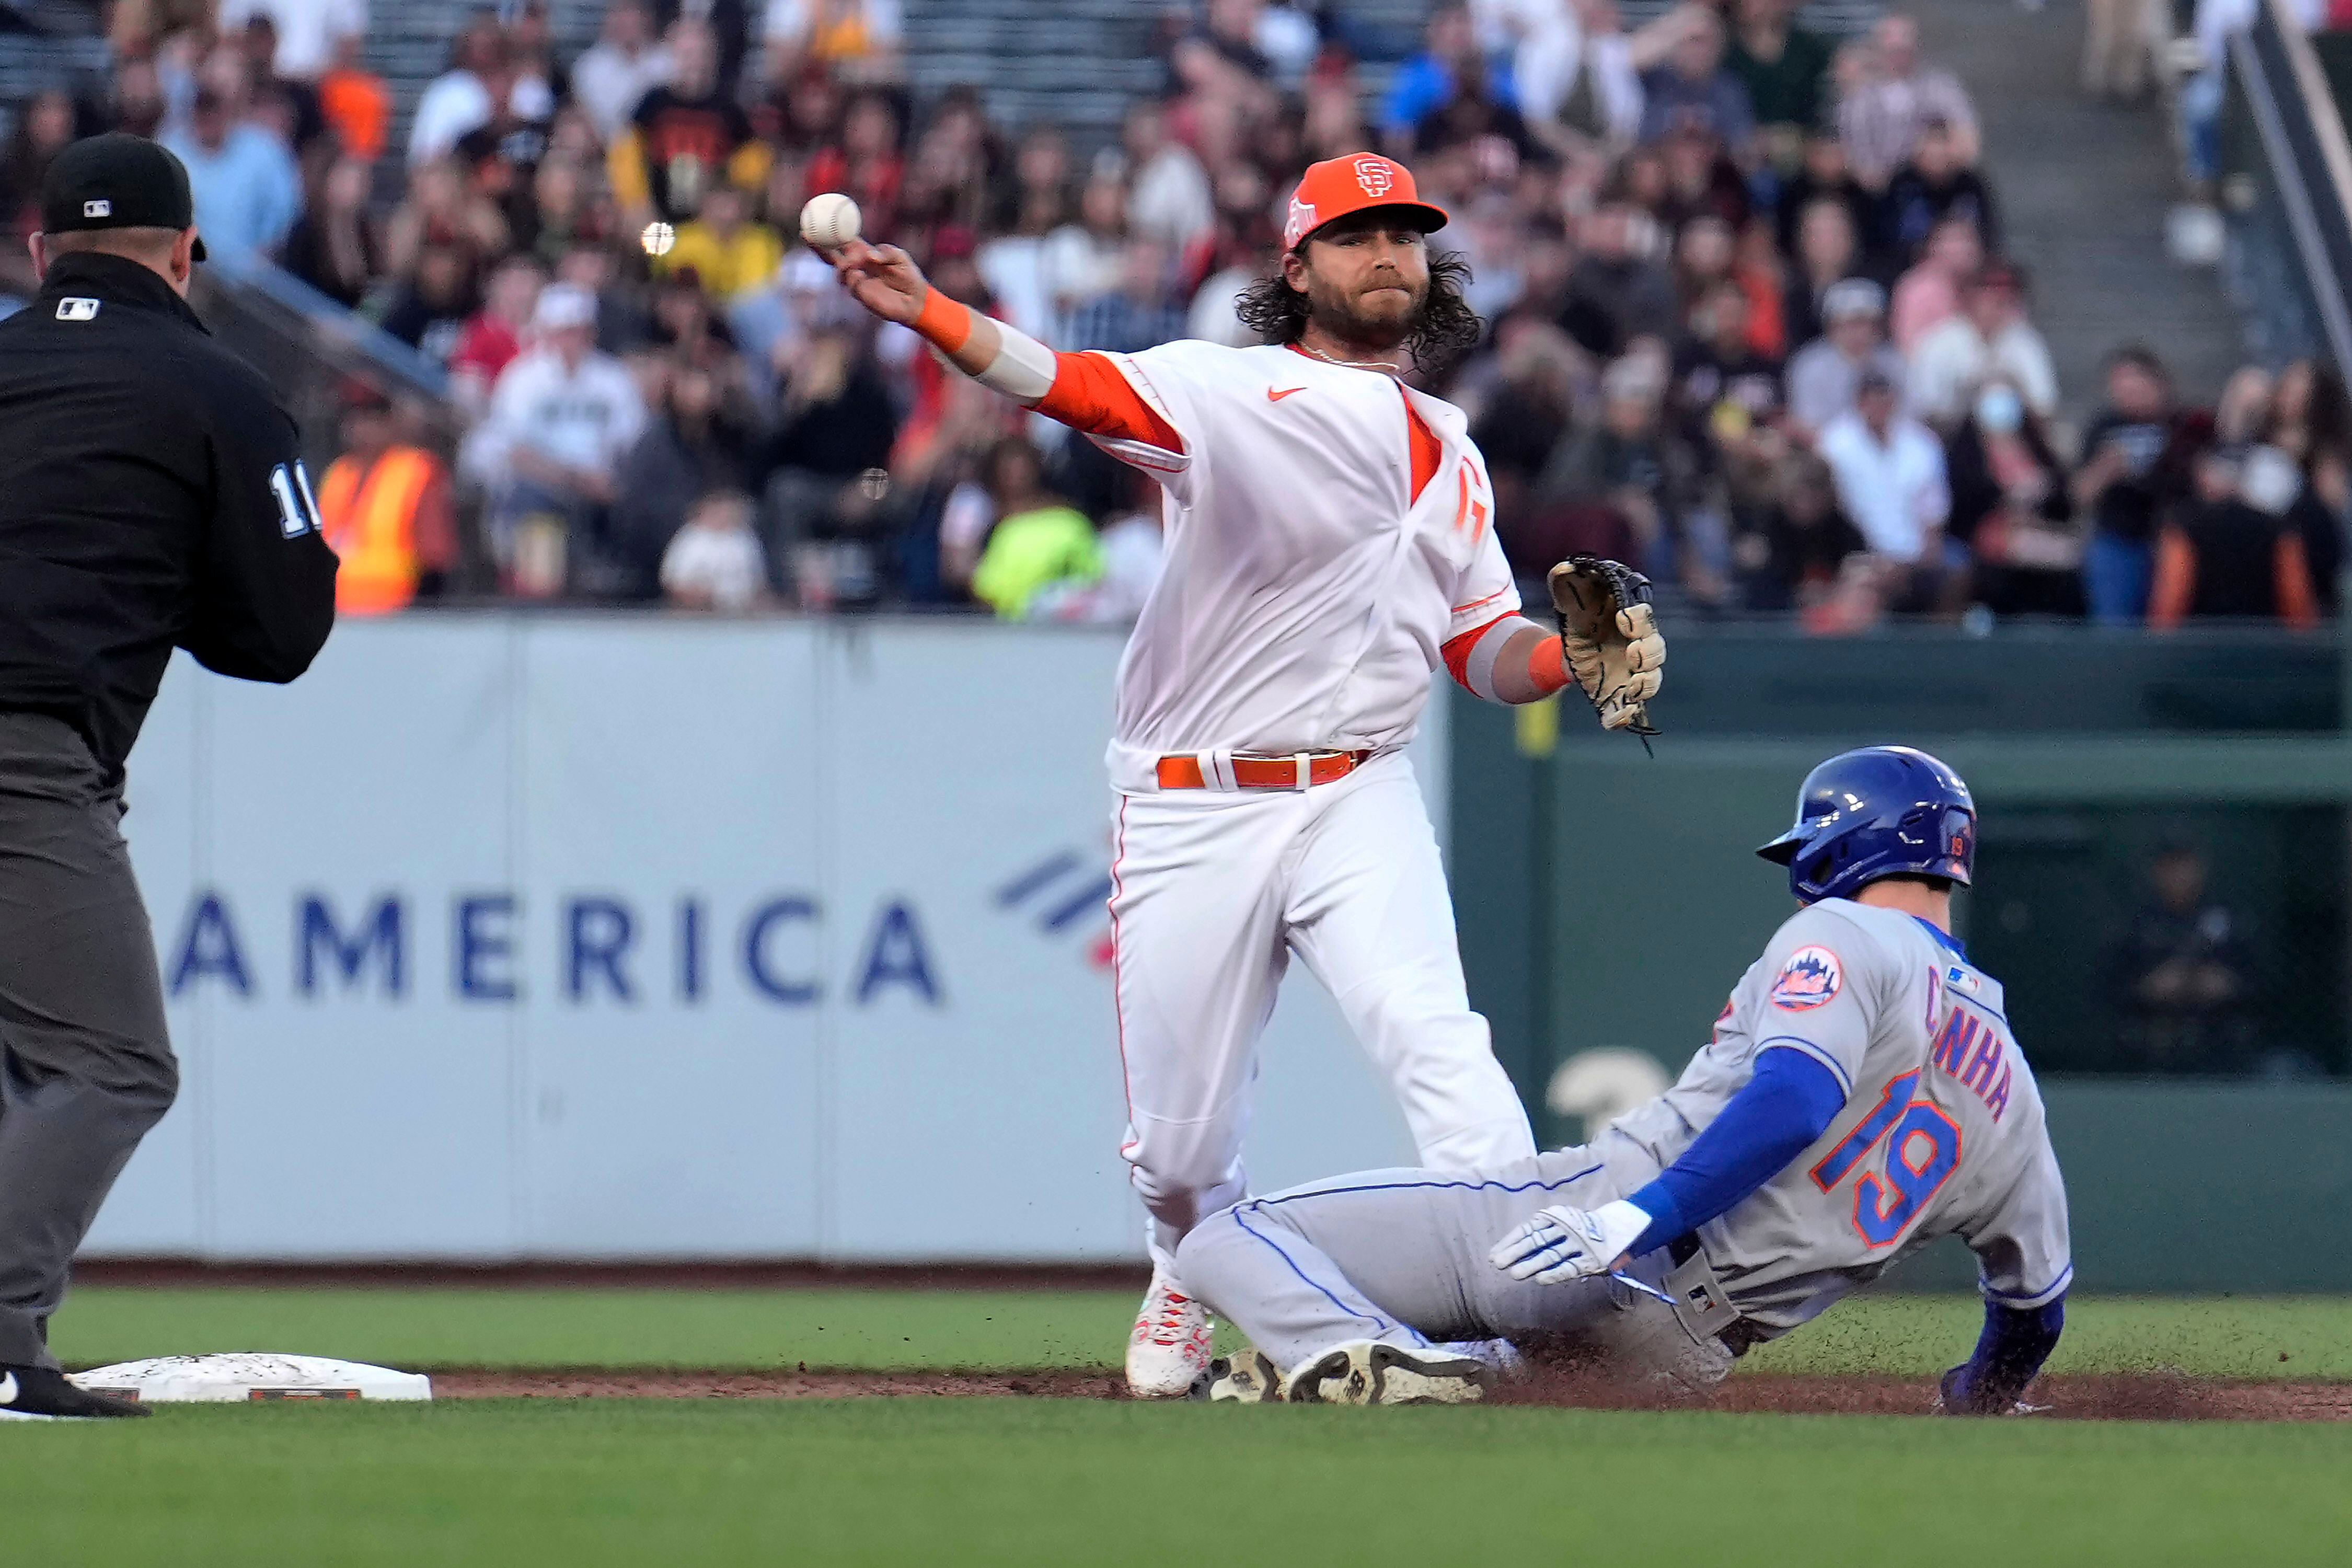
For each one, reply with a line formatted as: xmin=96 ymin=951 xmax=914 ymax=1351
xmin=55 ymin=297 xmax=99 ymax=322
xmin=1770 ymin=945 xmax=1843 ymax=1011
xmin=1945 ymin=965 xmax=1982 ymax=996
xmin=83 ymin=199 xmax=111 ymax=218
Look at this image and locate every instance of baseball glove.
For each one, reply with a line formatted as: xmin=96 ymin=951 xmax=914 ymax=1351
xmin=1547 ymin=555 xmax=1665 ymax=739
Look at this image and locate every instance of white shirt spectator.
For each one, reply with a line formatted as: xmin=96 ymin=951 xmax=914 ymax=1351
xmin=1127 ymin=144 xmax=1214 ymax=250
xmin=1184 ymin=264 xmax=1258 ymax=348
xmin=1039 ymin=222 xmax=1125 ymax=347
xmin=464 ymin=344 xmax=649 ymax=488
xmin=1818 ymin=408 xmax=1950 ymax=562
xmin=1907 ymin=315 xmax=2059 ymax=424
xmin=977 ymin=234 xmax=1054 ymax=344
xmin=218 ymin=0 xmax=365 ymax=79
xmin=407 ymin=69 xmax=494 ymax=164
xmin=1256 ymin=1 xmax=1321 ymax=86
xmin=572 ymin=38 xmax=674 ymax=140
xmin=762 ymin=0 xmax=905 ymax=54
xmin=662 ymin=516 xmax=770 ymax=610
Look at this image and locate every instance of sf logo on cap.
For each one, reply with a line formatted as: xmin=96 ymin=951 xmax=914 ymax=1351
xmin=83 ymin=199 xmax=111 ymax=218
xmin=1352 ymin=157 xmax=1394 ymax=198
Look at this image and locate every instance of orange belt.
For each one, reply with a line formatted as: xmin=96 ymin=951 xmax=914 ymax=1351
xmin=1156 ymin=751 xmax=1373 ymax=790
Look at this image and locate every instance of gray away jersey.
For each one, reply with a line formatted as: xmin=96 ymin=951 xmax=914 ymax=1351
xmin=1611 ymin=899 xmax=2072 ymax=1333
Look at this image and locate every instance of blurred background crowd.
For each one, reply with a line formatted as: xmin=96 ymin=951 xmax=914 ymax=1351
xmin=0 ymin=0 xmax=2345 ymax=628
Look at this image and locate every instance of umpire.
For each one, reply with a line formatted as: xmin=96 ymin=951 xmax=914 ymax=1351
xmin=0 ymin=134 xmax=336 ymax=1419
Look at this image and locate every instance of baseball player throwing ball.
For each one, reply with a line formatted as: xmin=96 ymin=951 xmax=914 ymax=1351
xmin=824 ymin=152 xmax=1665 ymax=1396
xmin=1177 ymin=747 xmax=2073 ymax=1407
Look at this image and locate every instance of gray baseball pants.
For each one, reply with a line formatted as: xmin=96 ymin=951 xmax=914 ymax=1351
xmin=1175 ymin=1128 xmax=1734 ymax=1389
xmin=0 ymin=714 xmax=178 ymax=1369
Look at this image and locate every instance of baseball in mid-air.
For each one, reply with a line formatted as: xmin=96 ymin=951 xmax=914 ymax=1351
xmin=799 ymin=193 xmax=862 ymax=250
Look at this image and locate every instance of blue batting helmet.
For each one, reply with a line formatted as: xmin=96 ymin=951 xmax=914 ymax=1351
xmin=1756 ymin=746 xmax=1976 ymax=903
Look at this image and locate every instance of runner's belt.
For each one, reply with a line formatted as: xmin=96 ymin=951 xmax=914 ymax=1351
xmin=1664 ymin=1233 xmax=1764 ymax=1357
xmin=1155 ymin=750 xmax=1373 ymax=790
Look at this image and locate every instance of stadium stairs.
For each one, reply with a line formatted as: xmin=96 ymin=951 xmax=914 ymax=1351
xmin=1912 ymin=0 xmax=2241 ymax=408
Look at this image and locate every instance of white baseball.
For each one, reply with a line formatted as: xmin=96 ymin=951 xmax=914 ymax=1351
xmin=799 ymin=193 xmax=862 ymax=250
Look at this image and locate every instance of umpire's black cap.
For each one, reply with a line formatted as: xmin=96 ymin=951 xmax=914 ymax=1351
xmin=39 ymin=133 xmax=207 ymax=261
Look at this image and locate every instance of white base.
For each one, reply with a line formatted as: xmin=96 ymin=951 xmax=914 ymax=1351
xmin=70 ymin=1354 xmax=432 ymax=1403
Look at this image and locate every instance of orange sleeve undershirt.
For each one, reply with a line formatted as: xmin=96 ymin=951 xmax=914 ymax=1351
xmin=2147 ymin=527 xmax=2194 ymax=629
xmin=1439 ymin=613 xmax=1569 ymax=699
xmin=1033 ymin=352 xmax=1188 ymax=456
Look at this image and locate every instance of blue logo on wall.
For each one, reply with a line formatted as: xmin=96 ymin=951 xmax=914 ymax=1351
xmin=164 ymin=889 xmax=942 ymax=1007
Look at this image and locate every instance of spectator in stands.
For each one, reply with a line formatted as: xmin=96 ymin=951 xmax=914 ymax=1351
xmin=2148 ymin=444 xmax=2322 ymax=628
xmin=2081 ymin=0 xmax=2158 ymax=101
xmin=1519 ymin=0 xmax=1645 ymax=149
xmin=449 ymin=252 xmax=547 ymax=415
xmin=386 ymin=157 xmax=509 ymax=281
xmin=1671 ymin=275 xmax=1783 ymax=445
xmin=1887 ymin=211 xmax=1979 ymax=354
xmin=221 ymin=0 xmax=364 ymax=83
xmin=1818 ymin=367 xmax=1952 ymax=599
xmin=408 ymin=12 xmax=506 ymax=165
xmin=804 ymin=88 xmax=905 ymax=239
xmin=0 ymin=89 xmax=81 ymax=298
xmin=762 ymin=0 xmax=908 ymax=86
xmin=1785 ymin=277 xmax=1905 ymax=438
xmin=381 ymin=241 xmax=479 ymax=365
xmin=1779 ymin=194 xmax=1867 ymax=348
xmin=1538 ymin=354 xmax=1704 ymax=587
xmin=108 ymin=57 xmax=169 ymax=142
xmin=970 ymin=437 xmax=1103 ymax=619
xmin=1945 ymin=376 xmax=2083 ymax=617
xmin=1730 ymin=448 xmax=1869 ymax=614
xmin=465 ymin=283 xmax=650 ymax=591
xmin=1121 ymin=100 xmax=1214 ymax=251
xmin=2107 ymin=842 xmax=2255 ymax=1074
xmin=236 ymin=16 xmax=332 ymax=161
xmin=1636 ymin=5 xmax=1755 ymax=151
xmin=659 ymin=185 xmax=783 ymax=300
xmin=729 ymin=247 xmax=844 ymax=403
xmin=754 ymin=322 xmax=899 ymax=606
xmin=1838 ymin=14 xmax=1979 ymax=191
xmin=612 ymin=19 xmax=770 ymax=228
xmin=1726 ymin=0 xmax=1831 ymax=166
xmin=572 ymin=0 xmax=674 ymax=141
xmin=2074 ymin=344 xmax=2190 ymax=624
xmin=1773 ymin=128 xmax=1875 ymax=264
xmin=1560 ymin=198 xmax=1678 ymax=354
xmin=1067 ymin=237 xmax=1187 ymax=355
xmin=316 ymin=392 xmax=458 ymax=614
xmin=1381 ymin=4 xmax=1502 ymax=153
xmin=164 ymin=86 xmax=303 ymax=263
xmin=1877 ymin=116 xmax=1998 ymax=264
xmin=316 ymin=35 xmax=390 ymax=162
xmin=283 ymin=153 xmax=383 ymax=307
xmin=2266 ymin=360 xmax=2349 ymax=607
xmin=1907 ymin=260 xmax=2056 ymax=426
xmin=617 ymin=359 xmax=757 ymax=594
xmin=661 ymin=490 xmax=773 ymax=611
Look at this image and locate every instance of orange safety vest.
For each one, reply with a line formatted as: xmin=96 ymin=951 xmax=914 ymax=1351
xmin=317 ymin=447 xmax=437 ymax=615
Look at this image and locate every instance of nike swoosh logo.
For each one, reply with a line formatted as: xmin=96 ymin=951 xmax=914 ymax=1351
xmin=1266 ymin=387 xmax=1307 ymax=402
xmin=0 ymin=1372 xmax=18 ymax=1405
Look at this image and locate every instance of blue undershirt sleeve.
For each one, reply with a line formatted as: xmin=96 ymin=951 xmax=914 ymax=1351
xmin=1622 ymin=1046 xmax=1849 ymax=1257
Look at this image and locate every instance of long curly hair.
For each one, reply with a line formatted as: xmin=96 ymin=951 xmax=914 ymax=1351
xmin=1233 ymin=250 xmax=1483 ymax=375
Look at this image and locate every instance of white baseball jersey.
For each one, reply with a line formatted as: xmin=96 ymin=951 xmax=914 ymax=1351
xmin=1613 ymin=898 xmax=2073 ymax=1331
xmin=1076 ymin=341 xmax=1519 ymax=791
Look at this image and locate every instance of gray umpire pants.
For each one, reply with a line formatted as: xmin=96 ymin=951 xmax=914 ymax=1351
xmin=0 ymin=714 xmax=177 ymax=1369
xmin=1175 ymin=1129 xmax=1734 ymax=1391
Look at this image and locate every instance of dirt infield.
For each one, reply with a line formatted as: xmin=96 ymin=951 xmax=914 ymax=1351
xmin=425 ymin=1367 xmax=2352 ymax=1422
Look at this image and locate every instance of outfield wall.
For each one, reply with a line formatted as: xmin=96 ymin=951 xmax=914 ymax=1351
xmin=82 ymin=617 xmax=1440 ymax=1263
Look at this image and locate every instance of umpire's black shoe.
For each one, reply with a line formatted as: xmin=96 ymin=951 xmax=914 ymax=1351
xmin=0 ymin=1365 xmax=148 ymax=1419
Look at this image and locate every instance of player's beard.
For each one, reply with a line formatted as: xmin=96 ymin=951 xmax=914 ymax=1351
xmin=1302 ymin=269 xmax=1428 ymax=353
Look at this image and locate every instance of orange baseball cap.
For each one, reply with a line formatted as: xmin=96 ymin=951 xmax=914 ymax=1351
xmin=1283 ymin=153 xmax=1449 ymax=251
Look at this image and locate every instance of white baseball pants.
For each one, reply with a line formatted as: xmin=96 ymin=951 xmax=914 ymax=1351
xmin=1106 ymin=749 xmax=1536 ymax=1277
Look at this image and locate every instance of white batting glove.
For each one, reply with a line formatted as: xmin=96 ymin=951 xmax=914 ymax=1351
xmin=1489 ymin=1199 xmax=1654 ymax=1285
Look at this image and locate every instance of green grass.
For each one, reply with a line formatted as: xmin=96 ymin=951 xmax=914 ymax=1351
xmin=7 ymin=1399 xmax=2349 ymax=1567
xmin=23 ymin=1289 xmax=2352 ymax=1566
xmin=53 ymin=1286 xmax=2352 ymax=1379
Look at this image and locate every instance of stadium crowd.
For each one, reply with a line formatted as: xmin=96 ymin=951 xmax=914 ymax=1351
xmin=0 ymin=0 xmax=2344 ymax=626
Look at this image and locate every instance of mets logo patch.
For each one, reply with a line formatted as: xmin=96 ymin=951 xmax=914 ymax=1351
xmin=1770 ymin=946 xmax=1843 ymax=1011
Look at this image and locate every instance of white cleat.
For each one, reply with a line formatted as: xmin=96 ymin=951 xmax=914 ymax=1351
xmin=1282 ymin=1341 xmax=1489 ymax=1406
xmin=1190 ymin=1346 xmax=1282 ymax=1403
xmin=1126 ymin=1271 xmax=1212 ymax=1398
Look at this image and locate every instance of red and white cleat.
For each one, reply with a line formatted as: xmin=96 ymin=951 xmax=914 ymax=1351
xmin=1125 ymin=1271 xmax=1212 ymax=1398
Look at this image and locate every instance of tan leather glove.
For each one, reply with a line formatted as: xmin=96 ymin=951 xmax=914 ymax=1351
xmin=1547 ymin=555 xmax=1665 ymax=738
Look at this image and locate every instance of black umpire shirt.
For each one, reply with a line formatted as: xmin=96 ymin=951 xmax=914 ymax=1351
xmin=0 ymin=253 xmax=339 ymax=783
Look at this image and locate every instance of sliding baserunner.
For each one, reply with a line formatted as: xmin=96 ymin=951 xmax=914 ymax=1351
xmin=1180 ymin=746 xmax=2072 ymax=1409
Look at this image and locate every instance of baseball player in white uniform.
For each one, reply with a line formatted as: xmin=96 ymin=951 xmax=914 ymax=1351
xmin=826 ymin=153 xmax=1666 ymax=1395
xmin=1178 ymin=747 xmax=2073 ymax=1408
